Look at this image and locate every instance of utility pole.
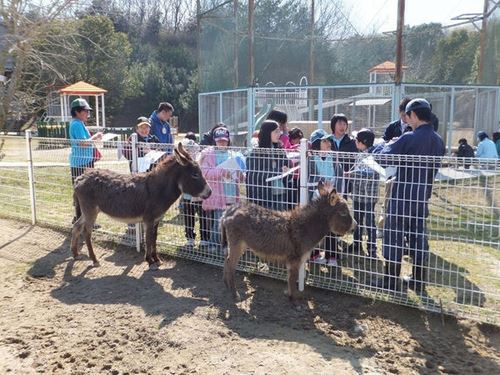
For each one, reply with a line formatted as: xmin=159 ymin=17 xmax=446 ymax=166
xmin=309 ymin=0 xmax=315 ymax=85
xmin=196 ymin=0 xmax=202 ymax=90
xmin=395 ymin=0 xmax=405 ymax=85
xmin=478 ymin=0 xmax=489 ymax=84
xmin=248 ymin=0 xmax=255 ymax=86
xmin=233 ymin=0 xmax=239 ymax=88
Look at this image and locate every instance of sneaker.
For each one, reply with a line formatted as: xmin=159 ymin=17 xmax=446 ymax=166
xmin=185 ymin=238 xmax=195 ymax=248
xmin=310 ymin=254 xmax=326 ymax=264
xmin=326 ymin=257 xmax=338 ymax=267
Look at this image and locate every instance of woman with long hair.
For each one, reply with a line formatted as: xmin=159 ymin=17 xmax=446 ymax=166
xmin=246 ymin=120 xmax=291 ymax=211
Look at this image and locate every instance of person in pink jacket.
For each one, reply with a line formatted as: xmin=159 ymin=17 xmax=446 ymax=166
xmin=200 ymin=125 xmax=244 ymax=252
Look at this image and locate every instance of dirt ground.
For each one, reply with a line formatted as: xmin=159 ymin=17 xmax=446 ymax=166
xmin=0 ymin=218 xmax=499 ymax=375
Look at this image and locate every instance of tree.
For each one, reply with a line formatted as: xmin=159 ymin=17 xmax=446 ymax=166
xmin=428 ymin=29 xmax=479 ymax=84
xmin=404 ymin=23 xmax=444 ymax=82
xmin=0 ymin=0 xmax=80 ymax=132
xmin=74 ymin=16 xmax=136 ymax=118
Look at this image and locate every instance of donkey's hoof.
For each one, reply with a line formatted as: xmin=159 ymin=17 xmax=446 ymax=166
xmin=154 ymin=260 xmax=162 ymax=267
xmin=93 ymin=261 xmax=100 ymax=267
xmin=148 ymin=263 xmax=159 ymax=271
xmin=73 ymin=254 xmax=83 ymax=261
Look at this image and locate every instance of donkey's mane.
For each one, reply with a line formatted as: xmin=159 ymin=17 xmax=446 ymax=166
xmin=290 ymin=194 xmax=330 ymax=217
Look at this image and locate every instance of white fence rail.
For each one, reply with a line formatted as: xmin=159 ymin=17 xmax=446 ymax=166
xmin=0 ymin=135 xmax=499 ymax=325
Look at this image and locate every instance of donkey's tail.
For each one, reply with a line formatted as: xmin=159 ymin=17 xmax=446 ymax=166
xmin=73 ymin=192 xmax=81 ymax=224
xmin=220 ymin=217 xmax=228 ymax=248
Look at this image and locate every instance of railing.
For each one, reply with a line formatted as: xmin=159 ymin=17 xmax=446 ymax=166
xmin=0 ymin=134 xmax=499 ymax=325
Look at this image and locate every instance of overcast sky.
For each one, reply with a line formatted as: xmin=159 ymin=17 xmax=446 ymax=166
xmin=342 ymin=0 xmax=489 ymax=34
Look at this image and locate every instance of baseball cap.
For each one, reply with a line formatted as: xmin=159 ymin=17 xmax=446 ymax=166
xmin=213 ymin=126 xmax=230 ymax=141
xmin=310 ymin=129 xmax=332 ymax=144
xmin=356 ymin=128 xmax=375 ymax=147
xmin=71 ymin=98 xmax=92 ymax=110
xmin=477 ymin=130 xmax=488 ymax=141
xmin=405 ymin=98 xmax=431 ymax=114
xmin=136 ymin=121 xmax=150 ymax=128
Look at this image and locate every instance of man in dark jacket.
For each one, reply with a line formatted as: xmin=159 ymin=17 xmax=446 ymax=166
xmin=375 ymin=98 xmax=445 ymax=294
xmin=383 ymin=97 xmax=412 ymax=142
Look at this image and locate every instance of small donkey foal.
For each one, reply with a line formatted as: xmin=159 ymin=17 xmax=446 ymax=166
xmin=221 ymin=181 xmax=356 ymax=301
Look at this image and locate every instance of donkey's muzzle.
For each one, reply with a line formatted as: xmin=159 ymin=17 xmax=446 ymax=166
xmin=349 ymin=219 xmax=358 ymax=233
xmin=199 ymin=184 xmax=212 ymax=199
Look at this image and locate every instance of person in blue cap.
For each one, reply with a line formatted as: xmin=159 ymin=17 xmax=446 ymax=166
xmin=374 ymin=98 xmax=445 ymax=294
xmin=308 ymin=128 xmax=343 ymax=266
xmin=475 ymin=131 xmax=498 ymax=159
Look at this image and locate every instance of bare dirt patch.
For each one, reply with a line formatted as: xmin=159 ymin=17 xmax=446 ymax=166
xmin=0 ymin=218 xmax=499 ymax=374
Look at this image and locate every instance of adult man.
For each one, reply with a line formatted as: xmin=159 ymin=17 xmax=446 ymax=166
xmin=376 ymin=98 xmax=445 ymax=293
xmin=149 ymin=102 xmax=174 ymax=144
xmin=383 ymin=97 xmax=412 ymax=142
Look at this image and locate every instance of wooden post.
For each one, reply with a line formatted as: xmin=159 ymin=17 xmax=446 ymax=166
xmin=478 ymin=0 xmax=489 ymax=84
xmin=395 ymin=0 xmax=405 ymax=85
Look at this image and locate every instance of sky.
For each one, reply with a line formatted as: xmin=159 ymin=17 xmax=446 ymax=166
xmin=342 ymin=0 xmax=488 ymax=34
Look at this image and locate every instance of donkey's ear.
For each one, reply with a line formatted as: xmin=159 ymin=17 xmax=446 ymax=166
xmin=329 ymin=188 xmax=340 ymax=206
xmin=317 ymin=181 xmax=327 ymax=196
xmin=174 ymin=143 xmax=189 ymax=166
xmin=177 ymin=142 xmax=193 ymax=161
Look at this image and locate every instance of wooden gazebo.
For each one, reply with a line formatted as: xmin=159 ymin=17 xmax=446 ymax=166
xmin=59 ymin=81 xmax=108 ymax=127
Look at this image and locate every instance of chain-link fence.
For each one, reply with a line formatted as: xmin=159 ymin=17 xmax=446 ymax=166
xmin=0 ymin=134 xmax=499 ymax=325
xmin=199 ymin=83 xmax=500 ymax=148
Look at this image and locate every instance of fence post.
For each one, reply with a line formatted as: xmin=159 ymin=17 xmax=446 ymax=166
xmin=130 ymin=133 xmax=142 ymax=253
xmin=448 ymin=87 xmax=455 ymax=155
xmin=298 ymin=138 xmax=309 ymax=291
xmin=25 ymin=130 xmax=37 ymax=225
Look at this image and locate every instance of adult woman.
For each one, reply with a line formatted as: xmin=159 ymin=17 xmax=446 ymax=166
xmin=246 ymin=120 xmax=291 ymax=211
xmin=68 ymin=98 xmax=102 ymax=223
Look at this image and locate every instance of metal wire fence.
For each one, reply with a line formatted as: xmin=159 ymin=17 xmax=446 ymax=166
xmin=0 ymin=134 xmax=499 ymax=325
xmin=199 ymin=83 xmax=500 ymax=148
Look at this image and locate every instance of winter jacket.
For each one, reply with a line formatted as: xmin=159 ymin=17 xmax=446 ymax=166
xmin=348 ymin=147 xmax=380 ymax=203
xmin=200 ymin=147 xmax=244 ymax=211
xmin=246 ymin=146 xmax=291 ymax=209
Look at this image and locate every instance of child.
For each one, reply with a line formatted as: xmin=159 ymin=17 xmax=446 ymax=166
xmin=308 ymin=129 xmax=343 ymax=266
xmin=200 ymin=125 xmax=244 ymax=251
xmin=179 ymin=138 xmax=210 ymax=249
xmin=123 ymin=118 xmax=160 ymax=172
xmin=287 ymin=127 xmax=303 ymax=150
xmin=344 ymin=128 xmax=379 ymax=258
xmin=286 ymin=127 xmax=304 ymax=207
xmin=456 ymin=138 xmax=474 ymax=169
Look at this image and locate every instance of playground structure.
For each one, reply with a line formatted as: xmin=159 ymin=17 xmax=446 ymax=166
xmin=42 ymin=81 xmax=108 ymax=127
